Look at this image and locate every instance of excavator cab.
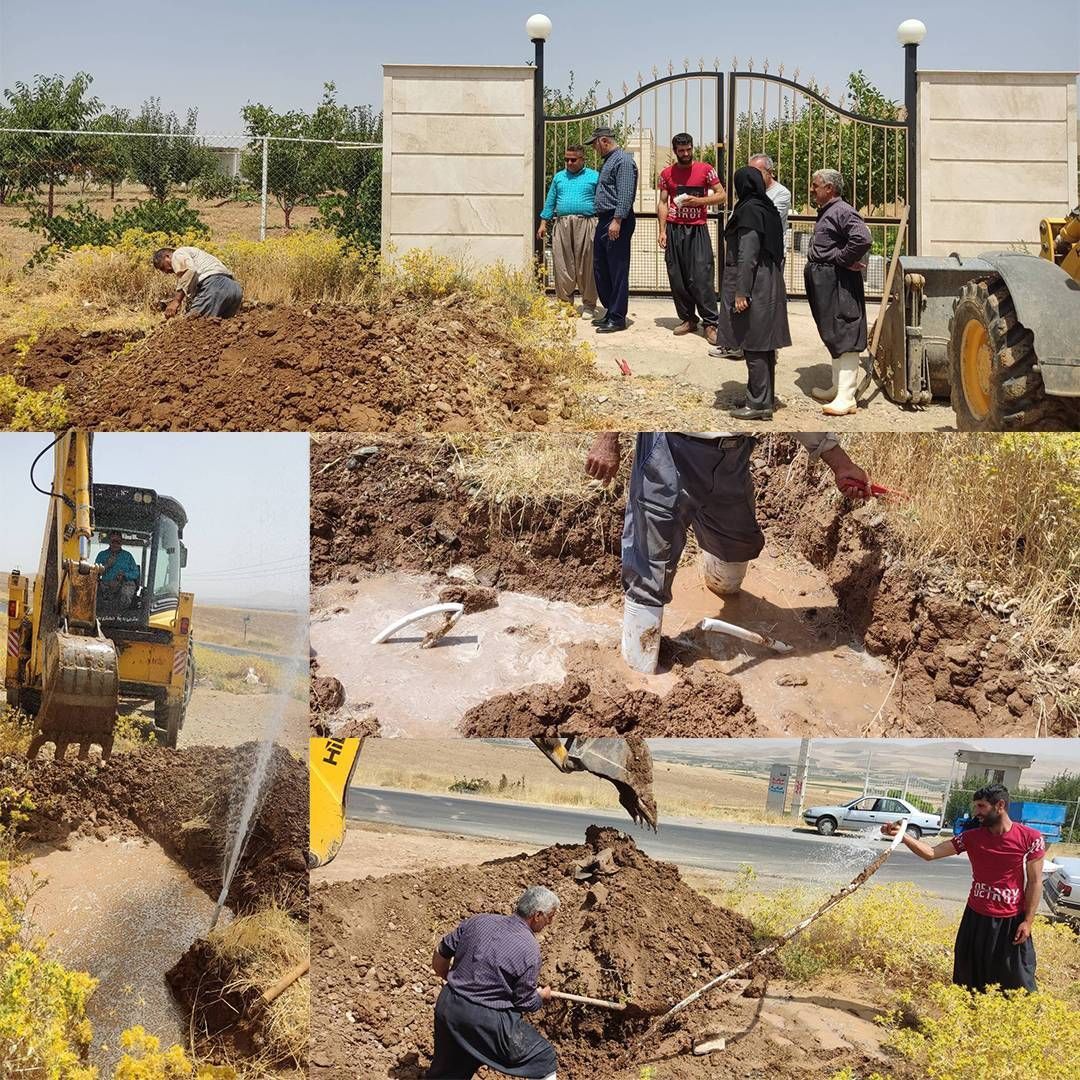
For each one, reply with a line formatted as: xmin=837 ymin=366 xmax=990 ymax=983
xmin=89 ymin=484 xmax=188 ymax=631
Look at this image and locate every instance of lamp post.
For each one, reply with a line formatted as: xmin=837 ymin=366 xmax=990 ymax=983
xmin=527 ymin=13 xmax=552 ymax=263
xmin=897 ymin=18 xmax=927 ymax=256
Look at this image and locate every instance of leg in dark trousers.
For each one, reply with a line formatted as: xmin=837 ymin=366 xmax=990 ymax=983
xmin=593 ymin=215 xmax=613 ymax=315
xmin=599 ymin=212 xmax=635 ymax=326
xmin=664 ymin=223 xmax=697 ymax=325
xmin=688 ymin=225 xmax=719 ymax=327
xmin=743 ymin=349 xmax=776 ymax=412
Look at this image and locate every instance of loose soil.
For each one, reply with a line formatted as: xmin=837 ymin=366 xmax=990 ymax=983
xmin=0 ymin=742 xmax=308 ymax=916
xmin=1 ymin=294 xmax=572 ymax=432
xmin=310 ymin=826 xmax=785 ymax=1078
xmin=312 ymin=434 xmax=1071 ymax=736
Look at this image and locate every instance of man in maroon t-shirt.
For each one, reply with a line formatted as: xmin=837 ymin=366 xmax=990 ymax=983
xmin=882 ymin=784 xmax=1043 ymax=993
xmin=658 ymin=133 xmax=725 ymax=343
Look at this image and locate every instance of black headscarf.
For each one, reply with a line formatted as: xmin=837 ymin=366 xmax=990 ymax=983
xmin=724 ymin=166 xmax=785 ymax=266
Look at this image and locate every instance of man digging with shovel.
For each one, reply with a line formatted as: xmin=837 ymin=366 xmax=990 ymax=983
xmin=584 ymin=432 xmax=870 ymax=673
xmin=428 ymin=886 xmax=560 ymax=1080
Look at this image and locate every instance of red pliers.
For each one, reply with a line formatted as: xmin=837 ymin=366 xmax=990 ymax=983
xmin=614 ymin=357 xmax=632 ymax=376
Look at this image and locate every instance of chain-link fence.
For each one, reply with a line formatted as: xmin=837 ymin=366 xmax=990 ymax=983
xmin=0 ymin=127 xmax=382 ymax=264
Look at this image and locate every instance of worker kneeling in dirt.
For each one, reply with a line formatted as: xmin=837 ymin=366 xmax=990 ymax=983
xmin=152 ymin=246 xmax=243 ymax=319
xmin=428 ymin=885 xmax=559 ymax=1080
xmin=585 ymin=432 xmax=870 ymax=673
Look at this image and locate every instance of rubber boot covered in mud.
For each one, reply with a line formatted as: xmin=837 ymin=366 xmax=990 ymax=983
xmin=622 ymin=598 xmax=662 ymax=674
xmin=701 ymin=554 xmax=748 ymax=598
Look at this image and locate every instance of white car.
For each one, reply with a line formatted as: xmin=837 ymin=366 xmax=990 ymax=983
xmin=803 ymin=795 xmax=942 ymax=840
xmin=1043 ymin=857 xmax=1080 ymax=919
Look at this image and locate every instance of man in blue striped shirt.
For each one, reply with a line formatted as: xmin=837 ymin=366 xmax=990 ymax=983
xmin=586 ymin=127 xmax=638 ymax=333
xmin=538 ymin=145 xmax=600 ymax=318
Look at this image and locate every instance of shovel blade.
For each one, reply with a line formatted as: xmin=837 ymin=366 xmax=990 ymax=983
xmin=565 ymin=737 xmax=658 ymax=830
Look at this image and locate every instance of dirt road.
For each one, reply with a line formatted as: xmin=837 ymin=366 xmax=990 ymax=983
xmin=175 ymin=686 xmax=308 ymax=754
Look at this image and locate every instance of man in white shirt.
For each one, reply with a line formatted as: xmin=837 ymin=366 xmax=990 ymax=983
xmin=585 ymin=431 xmax=870 ymax=673
xmin=749 ymin=154 xmax=791 ymax=234
xmin=152 ymin=246 xmax=243 ymax=319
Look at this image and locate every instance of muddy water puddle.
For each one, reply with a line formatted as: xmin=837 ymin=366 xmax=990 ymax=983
xmin=313 ymin=550 xmax=893 ymax=734
xmin=18 ymin=836 xmax=230 ymax=1071
xmin=662 ymin=548 xmax=894 ymax=733
xmin=311 ymin=575 xmax=618 ymax=735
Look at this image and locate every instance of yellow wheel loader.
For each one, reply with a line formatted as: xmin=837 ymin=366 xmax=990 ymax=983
xmin=873 ymin=208 xmax=1080 ymax=430
xmin=5 ymin=431 xmax=195 ymax=758
xmin=307 ymin=736 xmax=658 ymax=869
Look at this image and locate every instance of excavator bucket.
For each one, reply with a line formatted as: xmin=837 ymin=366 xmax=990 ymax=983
xmin=308 ymin=737 xmax=363 ymax=869
xmin=535 ymin=736 xmax=658 ymax=830
xmin=30 ymin=629 xmax=119 ymax=760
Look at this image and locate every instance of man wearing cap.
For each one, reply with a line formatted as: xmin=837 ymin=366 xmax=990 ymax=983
xmin=537 ymin=144 xmax=600 ymax=319
xmin=95 ymin=530 xmax=140 ymax=611
xmin=586 ymin=127 xmax=638 ymax=334
xmin=584 ymin=431 xmax=870 ymax=673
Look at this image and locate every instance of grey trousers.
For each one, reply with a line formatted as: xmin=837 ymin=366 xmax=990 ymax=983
xmin=664 ymin=223 xmax=718 ymax=326
xmin=552 ymin=214 xmax=598 ymax=307
xmin=622 ymin=433 xmax=765 ymax=607
xmin=188 ymin=274 xmax=243 ymax=318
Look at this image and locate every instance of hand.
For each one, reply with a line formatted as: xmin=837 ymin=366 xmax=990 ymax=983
xmin=657 ymin=230 xmax=667 ymax=250
xmin=1012 ymin=920 xmax=1033 ymax=945
xmin=822 ymin=448 xmax=870 ymax=497
xmin=163 ymin=298 xmax=181 ymax=320
xmin=608 ymin=219 xmax=622 ymax=242
xmin=536 ymin=222 xmax=547 ymax=241
xmin=881 ymin=820 xmax=904 ymax=838
xmin=539 ymin=985 xmax=553 ymax=1003
xmin=680 ymin=195 xmax=702 ymax=207
xmin=734 ymin=296 xmax=749 ymax=314
xmin=847 ymin=261 xmax=867 ymax=272
xmin=585 ymin=433 xmax=620 ymax=484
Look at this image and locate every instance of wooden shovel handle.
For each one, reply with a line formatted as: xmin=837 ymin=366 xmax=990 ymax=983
xmin=549 ymin=989 xmax=625 ymax=1010
xmin=253 ymin=957 xmax=311 ymax=1010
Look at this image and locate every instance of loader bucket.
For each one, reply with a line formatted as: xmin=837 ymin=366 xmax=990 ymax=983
xmin=567 ymin=737 xmax=658 ymax=830
xmin=30 ymin=630 xmax=119 ymax=760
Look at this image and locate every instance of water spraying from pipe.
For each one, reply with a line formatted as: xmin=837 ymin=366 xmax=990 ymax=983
xmin=209 ymin=637 xmax=305 ymax=932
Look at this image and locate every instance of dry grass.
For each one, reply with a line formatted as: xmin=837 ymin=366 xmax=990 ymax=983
xmin=848 ymin=433 xmax=1080 ymax=661
xmin=207 ymin=907 xmax=309 ymax=1069
xmin=194 ymin=605 xmax=306 ymax=656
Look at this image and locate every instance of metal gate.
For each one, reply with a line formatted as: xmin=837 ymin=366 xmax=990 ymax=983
xmin=542 ymin=61 xmax=908 ymax=299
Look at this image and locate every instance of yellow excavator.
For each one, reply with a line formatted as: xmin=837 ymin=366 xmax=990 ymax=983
xmin=874 ymin=207 xmax=1080 ymax=429
xmin=308 ymin=736 xmax=658 ymax=868
xmin=5 ymin=431 xmax=195 ymax=758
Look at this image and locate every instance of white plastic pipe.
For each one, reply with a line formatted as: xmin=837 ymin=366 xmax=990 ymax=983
xmin=699 ymin=617 xmax=793 ymax=654
xmin=371 ymin=603 xmax=464 ymax=646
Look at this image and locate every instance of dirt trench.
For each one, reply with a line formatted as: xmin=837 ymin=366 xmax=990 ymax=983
xmin=311 ymin=434 xmax=1070 ymax=737
xmin=310 ymin=826 xmax=784 ymax=1078
xmin=1 ymin=293 xmax=571 ymax=432
xmin=0 ymin=741 xmax=308 ymax=917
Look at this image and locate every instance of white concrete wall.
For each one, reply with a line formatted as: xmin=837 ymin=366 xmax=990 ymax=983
xmin=382 ymin=65 xmax=535 ymax=267
xmin=918 ymin=70 xmax=1078 ymax=256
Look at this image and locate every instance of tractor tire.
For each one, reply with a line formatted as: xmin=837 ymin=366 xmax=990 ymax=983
xmin=816 ymin=816 xmax=838 ymax=836
xmin=154 ymin=639 xmax=194 ymax=749
xmin=948 ymin=277 xmax=1074 ymax=431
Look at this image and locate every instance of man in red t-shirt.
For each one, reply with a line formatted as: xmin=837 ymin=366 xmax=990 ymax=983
xmin=657 ymin=133 xmax=726 ymax=343
xmin=882 ymin=784 xmax=1043 ymax=993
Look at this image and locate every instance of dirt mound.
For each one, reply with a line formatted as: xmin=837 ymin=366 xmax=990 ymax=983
xmin=310 ymin=435 xmax=624 ymax=604
xmin=310 ymin=827 xmax=772 ymax=1078
xmin=460 ymin=641 xmax=762 ymax=737
xmin=0 ymin=326 xmax=138 ymax=400
xmin=0 ymin=742 xmax=307 ymax=916
xmin=310 ymin=654 xmax=381 ymax=738
xmin=7 ymin=295 xmax=575 ymax=431
xmin=751 ymin=437 xmax=1068 ymax=735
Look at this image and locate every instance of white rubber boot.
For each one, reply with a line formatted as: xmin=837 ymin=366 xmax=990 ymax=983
xmin=702 ymin=553 xmax=749 ymax=597
xmin=621 ymin=598 xmax=663 ymax=674
xmin=811 ymin=355 xmax=839 ymax=402
xmin=822 ymin=352 xmax=860 ymax=416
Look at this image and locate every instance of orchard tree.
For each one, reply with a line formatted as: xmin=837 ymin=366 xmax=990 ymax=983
xmin=0 ymin=104 xmax=21 ymax=205
xmin=240 ymin=101 xmax=316 ymax=229
xmin=127 ymin=99 xmax=216 ymax=201
xmin=3 ymin=72 xmax=102 ymax=216
xmin=88 ymin=109 xmax=131 ymax=198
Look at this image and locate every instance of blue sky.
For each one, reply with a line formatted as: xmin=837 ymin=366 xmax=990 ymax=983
xmin=0 ymin=433 xmax=309 ymax=608
xmin=1 ymin=0 xmax=1077 ymax=132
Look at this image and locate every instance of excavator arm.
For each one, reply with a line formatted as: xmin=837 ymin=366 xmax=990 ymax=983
xmin=307 ymin=736 xmax=658 ymax=868
xmin=27 ymin=431 xmax=119 ymax=760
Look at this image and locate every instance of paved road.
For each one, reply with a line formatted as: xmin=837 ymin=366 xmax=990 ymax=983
xmin=196 ymin=640 xmax=304 ymax=666
xmin=349 ymin=787 xmax=974 ymax=905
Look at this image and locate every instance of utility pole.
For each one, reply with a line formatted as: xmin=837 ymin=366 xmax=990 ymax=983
xmin=790 ymin=737 xmax=812 ymax=819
